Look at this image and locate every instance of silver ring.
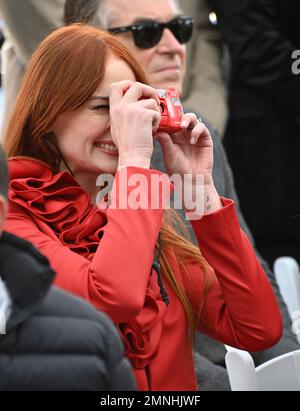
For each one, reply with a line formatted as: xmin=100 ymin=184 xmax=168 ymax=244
xmin=187 ymin=116 xmax=203 ymax=130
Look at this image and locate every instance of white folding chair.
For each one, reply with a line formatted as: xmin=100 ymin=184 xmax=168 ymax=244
xmin=225 ymin=346 xmax=300 ymax=391
xmin=274 ymin=257 xmax=300 ymax=343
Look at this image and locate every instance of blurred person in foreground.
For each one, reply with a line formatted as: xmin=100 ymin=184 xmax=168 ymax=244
xmin=0 ymin=146 xmax=135 ymax=391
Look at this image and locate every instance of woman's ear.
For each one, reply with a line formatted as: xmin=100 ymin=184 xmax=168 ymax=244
xmin=0 ymin=195 xmax=8 ymax=234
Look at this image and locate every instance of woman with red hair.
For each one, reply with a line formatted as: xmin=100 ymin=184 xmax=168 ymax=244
xmin=3 ymin=24 xmax=282 ymax=391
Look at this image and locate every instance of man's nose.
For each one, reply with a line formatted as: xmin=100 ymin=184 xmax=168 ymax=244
xmin=157 ymin=28 xmax=185 ymax=54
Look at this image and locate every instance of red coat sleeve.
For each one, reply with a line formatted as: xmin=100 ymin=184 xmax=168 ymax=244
xmin=182 ymin=198 xmax=282 ymax=352
xmin=4 ymin=167 xmax=168 ymax=324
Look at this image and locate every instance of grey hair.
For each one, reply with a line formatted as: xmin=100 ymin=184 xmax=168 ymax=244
xmin=64 ymin=0 xmax=183 ymax=29
xmin=64 ymin=0 xmax=117 ymax=28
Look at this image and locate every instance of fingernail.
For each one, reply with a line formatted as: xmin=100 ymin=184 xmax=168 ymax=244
xmin=181 ymin=120 xmax=187 ymax=128
xmin=190 ymin=137 xmax=195 ymax=145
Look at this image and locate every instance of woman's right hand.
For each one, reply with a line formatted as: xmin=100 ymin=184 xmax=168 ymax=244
xmin=109 ymin=81 xmax=161 ymax=169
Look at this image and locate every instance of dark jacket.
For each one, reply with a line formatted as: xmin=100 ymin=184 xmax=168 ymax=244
xmin=209 ymin=0 xmax=300 ymax=248
xmin=0 ymin=232 xmax=136 ymax=391
xmin=212 ymin=0 xmax=300 ymax=118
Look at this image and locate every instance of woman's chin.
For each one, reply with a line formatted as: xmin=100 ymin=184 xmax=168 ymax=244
xmin=91 ymin=157 xmax=119 ymax=175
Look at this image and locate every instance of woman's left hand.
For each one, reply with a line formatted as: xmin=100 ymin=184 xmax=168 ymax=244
xmin=154 ymin=113 xmax=213 ymax=184
xmin=154 ymin=113 xmax=223 ymax=216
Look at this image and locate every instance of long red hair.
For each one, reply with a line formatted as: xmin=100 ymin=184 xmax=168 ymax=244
xmin=4 ymin=24 xmax=215 ymax=338
xmin=4 ymin=24 xmax=148 ymax=171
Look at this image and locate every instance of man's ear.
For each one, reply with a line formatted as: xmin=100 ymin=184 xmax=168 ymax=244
xmin=0 ymin=195 xmax=8 ymax=234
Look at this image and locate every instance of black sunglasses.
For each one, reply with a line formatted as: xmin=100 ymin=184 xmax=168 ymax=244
xmin=108 ymin=17 xmax=194 ymax=49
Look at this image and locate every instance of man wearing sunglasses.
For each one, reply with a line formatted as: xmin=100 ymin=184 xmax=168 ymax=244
xmin=64 ymin=0 xmax=189 ymax=98
xmin=63 ymin=0 xmax=300 ymax=392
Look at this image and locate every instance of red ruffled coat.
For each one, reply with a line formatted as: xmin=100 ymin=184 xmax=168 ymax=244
xmin=4 ymin=157 xmax=282 ymax=391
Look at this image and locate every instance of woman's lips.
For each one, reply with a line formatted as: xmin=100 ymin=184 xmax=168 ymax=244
xmin=155 ymin=65 xmax=181 ymax=73
xmin=94 ymin=142 xmax=119 ymax=158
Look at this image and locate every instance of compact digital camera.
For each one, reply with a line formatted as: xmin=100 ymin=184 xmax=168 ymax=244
xmin=156 ymin=87 xmax=184 ymax=134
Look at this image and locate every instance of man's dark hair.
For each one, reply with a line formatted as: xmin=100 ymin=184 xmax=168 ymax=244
xmin=0 ymin=145 xmax=8 ymax=198
xmin=64 ymin=0 xmax=101 ymax=25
